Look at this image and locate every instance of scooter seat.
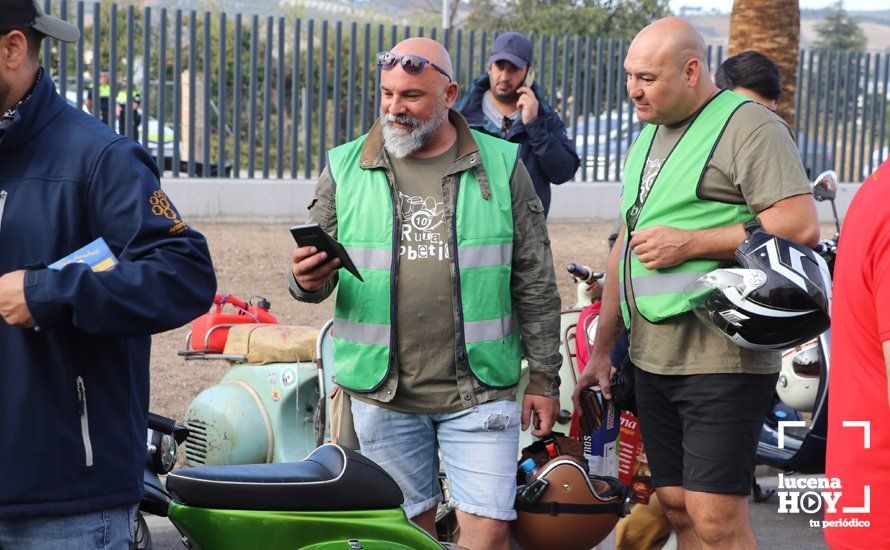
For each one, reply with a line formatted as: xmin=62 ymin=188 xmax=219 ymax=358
xmin=166 ymin=444 xmax=404 ymax=511
xmin=223 ymin=324 xmax=319 ymax=364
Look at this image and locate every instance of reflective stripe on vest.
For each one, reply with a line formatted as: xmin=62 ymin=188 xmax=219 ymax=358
xmin=333 ymin=318 xmax=391 ymax=346
xmin=327 ymin=130 xmax=520 ymax=392
xmin=346 ymin=247 xmax=391 ymax=270
xmin=458 ymin=243 xmax=513 ymax=268
xmin=465 ymin=314 xmax=517 ymax=343
xmin=619 ymin=90 xmax=755 ymax=325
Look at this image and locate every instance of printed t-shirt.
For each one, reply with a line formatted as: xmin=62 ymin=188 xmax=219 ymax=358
xmin=362 ymin=143 xmax=462 ymax=412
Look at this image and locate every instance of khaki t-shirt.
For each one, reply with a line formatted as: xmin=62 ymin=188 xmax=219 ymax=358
xmin=374 ymin=143 xmax=461 ymax=412
xmin=625 ymin=101 xmax=812 ymax=375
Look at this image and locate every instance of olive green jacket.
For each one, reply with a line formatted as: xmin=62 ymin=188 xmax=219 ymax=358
xmin=288 ymin=110 xmax=562 ymax=406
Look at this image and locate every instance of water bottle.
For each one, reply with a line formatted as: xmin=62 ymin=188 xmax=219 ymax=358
xmin=519 ymin=458 xmax=540 ymax=484
xmin=519 ymin=458 xmax=550 ymax=505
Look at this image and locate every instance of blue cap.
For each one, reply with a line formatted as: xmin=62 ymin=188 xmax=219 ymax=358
xmin=520 ymin=458 xmax=538 ymax=473
xmin=0 ymin=0 xmax=80 ymax=43
xmin=488 ymin=32 xmax=532 ymax=69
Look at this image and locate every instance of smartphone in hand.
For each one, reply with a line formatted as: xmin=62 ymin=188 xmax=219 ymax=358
xmin=290 ymin=223 xmax=363 ymax=282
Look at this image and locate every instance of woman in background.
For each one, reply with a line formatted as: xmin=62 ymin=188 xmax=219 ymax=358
xmin=715 ymin=50 xmax=781 ymax=111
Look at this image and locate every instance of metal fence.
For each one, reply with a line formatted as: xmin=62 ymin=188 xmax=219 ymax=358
xmin=795 ymin=49 xmax=890 ymax=182
xmin=38 ymin=0 xmax=890 ymax=181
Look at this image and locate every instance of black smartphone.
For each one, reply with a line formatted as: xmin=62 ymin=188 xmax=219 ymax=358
xmin=289 ymin=223 xmax=363 ymax=282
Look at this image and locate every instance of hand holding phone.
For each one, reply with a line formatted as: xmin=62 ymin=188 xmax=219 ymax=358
xmin=517 ymin=66 xmax=538 ymax=125
xmin=291 ymin=246 xmax=339 ymax=292
xmin=290 ymin=223 xmax=363 ymax=290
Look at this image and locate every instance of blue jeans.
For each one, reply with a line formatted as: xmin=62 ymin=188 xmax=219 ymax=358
xmin=351 ymin=398 xmax=520 ymax=521
xmin=0 ymin=504 xmax=137 ymax=550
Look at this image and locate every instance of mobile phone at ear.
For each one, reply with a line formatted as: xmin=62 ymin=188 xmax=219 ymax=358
xmin=289 ymin=223 xmax=363 ymax=282
xmin=522 ymin=67 xmax=535 ymax=89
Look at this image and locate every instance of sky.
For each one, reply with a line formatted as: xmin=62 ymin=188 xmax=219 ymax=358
xmin=670 ymin=0 xmax=887 ymax=13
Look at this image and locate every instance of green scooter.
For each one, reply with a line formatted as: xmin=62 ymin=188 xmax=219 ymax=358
xmin=145 ymin=413 xmax=454 ymax=549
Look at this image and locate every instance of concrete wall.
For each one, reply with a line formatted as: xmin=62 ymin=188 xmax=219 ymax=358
xmin=162 ymin=178 xmax=856 ymax=224
xmin=162 ymin=179 xmax=316 ymax=224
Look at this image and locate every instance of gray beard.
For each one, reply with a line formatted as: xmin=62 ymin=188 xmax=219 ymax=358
xmin=381 ymin=104 xmax=448 ymax=159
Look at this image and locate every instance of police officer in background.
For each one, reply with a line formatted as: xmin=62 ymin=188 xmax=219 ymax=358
xmin=84 ymin=68 xmax=112 ymax=125
xmin=116 ymin=89 xmax=142 ymax=141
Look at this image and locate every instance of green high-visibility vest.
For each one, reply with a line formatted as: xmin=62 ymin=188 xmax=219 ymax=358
xmin=115 ymin=90 xmax=138 ymax=104
xmin=327 ymin=130 xmax=521 ymax=392
xmin=99 ymin=83 xmax=111 ymax=98
xmin=619 ymin=90 xmax=754 ymax=325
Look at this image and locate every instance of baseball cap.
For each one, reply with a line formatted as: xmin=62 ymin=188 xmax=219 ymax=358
xmin=487 ymin=32 xmax=532 ymax=69
xmin=0 ymin=0 xmax=81 ymax=43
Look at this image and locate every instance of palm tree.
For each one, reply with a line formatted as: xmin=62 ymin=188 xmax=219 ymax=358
xmin=728 ymin=0 xmax=800 ymax=127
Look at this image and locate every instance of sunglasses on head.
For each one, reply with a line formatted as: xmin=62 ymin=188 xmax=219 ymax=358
xmin=376 ymin=52 xmax=452 ymax=82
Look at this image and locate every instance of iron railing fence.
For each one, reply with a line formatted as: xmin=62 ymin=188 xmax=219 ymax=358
xmin=38 ymin=0 xmax=890 ymax=181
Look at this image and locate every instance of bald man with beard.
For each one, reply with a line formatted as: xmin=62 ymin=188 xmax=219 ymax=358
xmin=288 ymin=38 xmax=561 ymax=549
xmin=574 ymin=18 xmax=819 ymax=548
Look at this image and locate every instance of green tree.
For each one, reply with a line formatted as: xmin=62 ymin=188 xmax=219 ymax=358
xmin=814 ymin=0 xmax=867 ymax=52
xmin=465 ymin=0 xmax=670 ymax=39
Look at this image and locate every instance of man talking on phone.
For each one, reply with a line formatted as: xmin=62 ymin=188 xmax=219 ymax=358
xmin=459 ymin=32 xmax=579 ymax=217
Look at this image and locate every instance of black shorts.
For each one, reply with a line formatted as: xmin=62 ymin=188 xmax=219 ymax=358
xmin=634 ymin=366 xmax=778 ymax=494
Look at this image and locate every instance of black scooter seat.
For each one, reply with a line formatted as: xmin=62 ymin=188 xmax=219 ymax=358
xmin=166 ymin=444 xmax=404 ymax=511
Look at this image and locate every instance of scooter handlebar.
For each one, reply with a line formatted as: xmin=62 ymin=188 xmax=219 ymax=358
xmin=567 ymin=263 xmax=604 ymax=282
xmin=147 ymin=412 xmax=176 ymax=435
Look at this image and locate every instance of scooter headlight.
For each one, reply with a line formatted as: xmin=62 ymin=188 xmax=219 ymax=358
xmin=148 ymin=429 xmax=179 ymax=474
xmin=158 ymin=434 xmax=178 ymax=473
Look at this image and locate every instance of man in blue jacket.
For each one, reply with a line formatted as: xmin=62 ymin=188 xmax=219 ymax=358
xmin=0 ymin=2 xmax=216 ymax=547
xmin=458 ymin=32 xmax=579 ymax=217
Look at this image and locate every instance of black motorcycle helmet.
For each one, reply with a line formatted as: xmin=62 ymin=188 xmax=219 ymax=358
xmin=686 ymin=228 xmax=831 ymax=350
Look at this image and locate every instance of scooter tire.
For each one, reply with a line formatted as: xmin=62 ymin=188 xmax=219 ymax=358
xmin=130 ymin=513 xmax=152 ymax=550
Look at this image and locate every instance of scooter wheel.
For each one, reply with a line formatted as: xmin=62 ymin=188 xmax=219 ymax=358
xmin=130 ymin=513 xmax=152 ymax=550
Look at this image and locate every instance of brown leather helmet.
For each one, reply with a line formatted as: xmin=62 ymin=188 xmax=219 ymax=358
xmin=514 ymin=455 xmax=627 ymax=550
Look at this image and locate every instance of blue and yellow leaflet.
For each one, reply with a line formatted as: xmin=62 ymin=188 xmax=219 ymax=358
xmin=48 ymin=237 xmax=118 ymax=272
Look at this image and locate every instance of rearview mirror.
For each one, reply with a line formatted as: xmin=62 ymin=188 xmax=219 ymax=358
xmin=812 ymin=170 xmax=838 ymax=202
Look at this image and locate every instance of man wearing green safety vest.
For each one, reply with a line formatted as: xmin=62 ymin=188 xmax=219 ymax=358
xmin=288 ymin=37 xmax=561 ymax=549
xmin=115 ymin=89 xmax=141 ymax=142
xmin=84 ymin=69 xmax=111 ymax=125
xmin=573 ymin=17 xmax=819 ymax=549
